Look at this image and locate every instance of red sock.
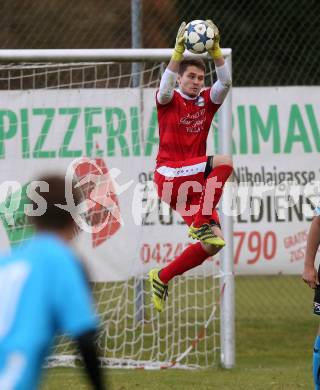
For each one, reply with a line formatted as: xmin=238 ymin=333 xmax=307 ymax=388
xmin=193 ymin=164 xmax=233 ymax=228
xmin=159 ymin=242 xmax=210 ymax=284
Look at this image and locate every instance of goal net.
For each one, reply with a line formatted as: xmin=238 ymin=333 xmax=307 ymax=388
xmin=0 ymin=49 xmax=233 ymax=369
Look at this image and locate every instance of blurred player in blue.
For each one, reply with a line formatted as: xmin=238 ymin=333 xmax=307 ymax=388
xmin=0 ymin=175 xmax=106 ymax=390
xmin=303 ymin=203 xmax=320 ymax=390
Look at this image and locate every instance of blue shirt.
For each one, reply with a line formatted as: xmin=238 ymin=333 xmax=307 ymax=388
xmin=0 ymin=233 xmax=98 ymax=390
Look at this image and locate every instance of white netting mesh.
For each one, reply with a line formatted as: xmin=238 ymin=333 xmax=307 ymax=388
xmin=51 ymin=275 xmax=222 ymax=369
xmin=0 ymin=59 xmax=224 ymax=368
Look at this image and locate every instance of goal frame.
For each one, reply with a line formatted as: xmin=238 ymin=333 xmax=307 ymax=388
xmin=0 ymin=48 xmax=234 ymax=368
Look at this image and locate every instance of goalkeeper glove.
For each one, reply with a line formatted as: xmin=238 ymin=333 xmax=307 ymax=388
xmin=171 ymin=22 xmax=186 ymax=62
xmin=206 ymin=20 xmax=222 ymax=60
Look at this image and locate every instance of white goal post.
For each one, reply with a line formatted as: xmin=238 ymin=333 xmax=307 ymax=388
xmin=0 ymin=48 xmax=234 ymax=369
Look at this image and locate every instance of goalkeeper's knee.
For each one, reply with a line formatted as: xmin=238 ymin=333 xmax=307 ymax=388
xmin=313 ymin=336 xmax=320 ymax=389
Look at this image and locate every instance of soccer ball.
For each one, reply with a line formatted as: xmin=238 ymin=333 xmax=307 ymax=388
xmin=184 ymin=20 xmax=215 ymax=54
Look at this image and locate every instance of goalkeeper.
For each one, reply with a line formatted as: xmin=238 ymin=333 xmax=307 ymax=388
xmin=149 ymin=21 xmax=232 ymax=312
xmin=303 ymin=204 xmax=320 ymax=390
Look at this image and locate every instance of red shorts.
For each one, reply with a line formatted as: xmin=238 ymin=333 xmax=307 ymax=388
xmin=154 ymin=156 xmax=220 ymax=226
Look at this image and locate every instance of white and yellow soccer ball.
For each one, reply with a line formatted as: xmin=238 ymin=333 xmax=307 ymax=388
xmin=184 ymin=20 xmax=215 ymax=54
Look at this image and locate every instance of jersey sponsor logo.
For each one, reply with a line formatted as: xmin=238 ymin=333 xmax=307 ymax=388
xmin=180 ymin=109 xmax=206 ymax=133
xmin=186 ymin=127 xmax=202 ymax=133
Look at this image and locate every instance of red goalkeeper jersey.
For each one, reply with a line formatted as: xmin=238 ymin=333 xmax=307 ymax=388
xmin=156 ymin=88 xmax=220 ymax=166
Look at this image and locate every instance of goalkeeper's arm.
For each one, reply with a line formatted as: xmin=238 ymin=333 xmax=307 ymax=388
xmin=157 ymin=22 xmax=186 ymax=105
xmin=206 ymin=20 xmax=232 ymax=105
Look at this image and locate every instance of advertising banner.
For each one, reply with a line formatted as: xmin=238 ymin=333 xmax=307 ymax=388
xmin=0 ymin=87 xmax=319 ymax=279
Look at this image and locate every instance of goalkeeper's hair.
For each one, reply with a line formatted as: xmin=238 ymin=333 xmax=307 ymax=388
xmin=28 ymin=174 xmax=81 ymax=232
xmin=178 ymin=58 xmax=206 ymax=75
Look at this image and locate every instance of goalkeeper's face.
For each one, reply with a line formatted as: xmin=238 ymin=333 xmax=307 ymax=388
xmin=178 ymin=65 xmax=205 ymax=98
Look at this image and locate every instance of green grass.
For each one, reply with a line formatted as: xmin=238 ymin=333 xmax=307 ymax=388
xmin=41 ymin=275 xmax=317 ymax=389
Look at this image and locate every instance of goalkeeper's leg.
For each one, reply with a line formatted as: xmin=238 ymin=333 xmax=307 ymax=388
xmin=150 ymin=161 xmax=226 ymax=312
xmin=193 ymin=155 xmax=233 ymax=228
xmin=160 ymin=224 xmax=223 ymax=283
xmin=313 ymin=331 xmax=320 ymax=389
xmin=149 ymin=230 xmax=223 ymax=312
